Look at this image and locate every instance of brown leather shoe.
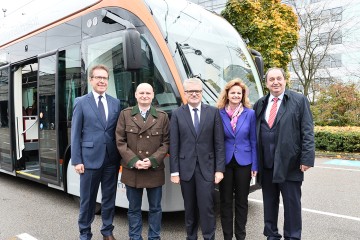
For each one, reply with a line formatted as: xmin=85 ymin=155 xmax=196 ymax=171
xmin=103 ymin=235 xmax=116 ymax=240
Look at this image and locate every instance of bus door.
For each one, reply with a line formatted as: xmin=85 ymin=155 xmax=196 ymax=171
xmin=13 ymin=59 xmax=40 ymax=178
xmin=37 ymin=50 xmax=60 ymax=185
xmin=0 ymin=65 xmax=12 ymax=172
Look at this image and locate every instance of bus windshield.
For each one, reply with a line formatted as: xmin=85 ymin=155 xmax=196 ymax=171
xmin=145 ymin=0 xmax=263 ymax=105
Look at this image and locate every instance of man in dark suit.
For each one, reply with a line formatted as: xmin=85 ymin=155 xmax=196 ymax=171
xmin=253 ymin=67 xmax=315 ymax=240
xmin=71 ymin=64 xmax=121 ymax=240
xmin=170 ymin=77 xmax=225 ymax=240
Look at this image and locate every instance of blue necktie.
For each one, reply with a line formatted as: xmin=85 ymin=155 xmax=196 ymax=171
xmin=193 ymin=108 xmax=199 ymax=134
xmin=98 ymin=95 xmax=106 ymax=123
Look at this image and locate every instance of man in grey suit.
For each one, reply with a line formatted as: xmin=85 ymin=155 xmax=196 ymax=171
xmin=170 ymin=77 xmax=225 ymax=240
xmin=71 ymin=64 xmax=121 ymax=240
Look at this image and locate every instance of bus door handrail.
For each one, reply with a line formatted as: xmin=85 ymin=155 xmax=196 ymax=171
xmin=22 ymin=116 xmax=38 ymax=134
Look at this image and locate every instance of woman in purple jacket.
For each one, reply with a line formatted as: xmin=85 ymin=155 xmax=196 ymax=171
xmin=217 ymin=78 xmax=258 ymax=240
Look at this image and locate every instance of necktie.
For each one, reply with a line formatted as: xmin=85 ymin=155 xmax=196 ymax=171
xmin=98 ymin=95 xmax=106 ymax=123
xmin=268 ymin=97 xmax=278 ymax=128
xmin=193 ymin=108 xmax=200 ymax=134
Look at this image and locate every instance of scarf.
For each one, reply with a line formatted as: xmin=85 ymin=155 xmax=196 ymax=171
xmin=225 ymin=103 xmax=244 ymax=132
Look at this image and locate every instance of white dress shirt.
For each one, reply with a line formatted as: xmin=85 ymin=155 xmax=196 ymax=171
xmin=265 ymin=92 xmax=284 ymax=122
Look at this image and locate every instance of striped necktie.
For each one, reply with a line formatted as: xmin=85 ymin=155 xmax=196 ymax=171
xmin=268 ymin=97 xmax=278 ymax=128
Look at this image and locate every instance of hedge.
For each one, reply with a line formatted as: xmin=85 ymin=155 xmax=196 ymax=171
xmin=314 ymin=126 xmax=360 ymax=152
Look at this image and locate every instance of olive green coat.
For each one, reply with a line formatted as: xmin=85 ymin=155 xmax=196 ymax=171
xmin=116 ymin=105 xmax=169 ymax=188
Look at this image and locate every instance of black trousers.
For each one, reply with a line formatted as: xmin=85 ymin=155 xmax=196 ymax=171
xmin=219 ymin=157 xmax=252 ymax=240
xmin=181 ymin=163 xmax=216 ymax=240
xmin=262 ymin=168 xmax=302 ymax=240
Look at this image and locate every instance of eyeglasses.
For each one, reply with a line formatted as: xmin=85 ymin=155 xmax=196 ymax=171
xmin=185 ymin=90 xmax=202 ymax=95
xmin=91 ymin=76 xmax=109 ymax=81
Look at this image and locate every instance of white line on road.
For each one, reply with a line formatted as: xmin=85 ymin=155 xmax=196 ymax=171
xmin=249 ymin=198 xmax=360 ymax=222
xmin=315 ymin=166 xmax=360 ymax=172
xmin=16 ymin=233 xmax=38 ymax=240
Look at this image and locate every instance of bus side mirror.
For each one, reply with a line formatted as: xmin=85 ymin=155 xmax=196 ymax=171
xmin=250 ymin=49 xmax=264 ymax=80
xmin=123 ymin=28 xmax=142 ymax=71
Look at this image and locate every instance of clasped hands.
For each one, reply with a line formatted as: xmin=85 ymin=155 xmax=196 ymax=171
xmin=135 ymin=158 xmax=152 ymax=169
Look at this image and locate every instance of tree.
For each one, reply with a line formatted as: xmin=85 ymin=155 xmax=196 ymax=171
xmin=222 ymin=0 xmax=299 ymax=76
xmin=311 ymin=82 xmax=360 ymax=126
xmin=288 ymin=0 xmax=360 ymax=102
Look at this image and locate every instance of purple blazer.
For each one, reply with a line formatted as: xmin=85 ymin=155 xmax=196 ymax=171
xmin=219 ymin=107 xmax=258 ymax=171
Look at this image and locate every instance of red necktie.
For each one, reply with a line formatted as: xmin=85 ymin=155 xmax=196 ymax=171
xmin=268 ymin=97 xmax=278 ymax=128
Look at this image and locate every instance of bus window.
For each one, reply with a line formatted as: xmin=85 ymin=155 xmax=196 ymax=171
xmin=82 ymin=12 xmax=180 ymax=113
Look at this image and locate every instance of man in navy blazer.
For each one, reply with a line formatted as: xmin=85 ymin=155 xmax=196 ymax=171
xmin=170 ymin=77 xmax=225 ymax=240
xmin=253 ymin=67 xmax=315 ymax=240
xmin=71 ymin=64 xmax=121 ymax=240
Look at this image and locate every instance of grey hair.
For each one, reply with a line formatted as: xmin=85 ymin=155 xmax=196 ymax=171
xmin=183 ymin=77 xmax=202 ymax=90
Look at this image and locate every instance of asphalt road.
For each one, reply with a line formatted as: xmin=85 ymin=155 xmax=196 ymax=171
xmin=1 ymin=157 xmax=359 ymax=240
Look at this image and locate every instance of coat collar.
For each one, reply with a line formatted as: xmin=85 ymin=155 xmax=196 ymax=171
xmin=87 ymin=92 xmax=108 ymax=129
xmin=130 ymin=105 xmax=158 ymax=134
xmin=220 ymin=107 xmax=249 ymax=135
xmin=257 ymin=89 xmax=290 ymax=126
xmin=181 ymin=103 xmax=208 ymax=138
xmin=131 ymin=105 xmax=158 ymax=118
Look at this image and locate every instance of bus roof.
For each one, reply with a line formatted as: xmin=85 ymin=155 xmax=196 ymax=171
xmin=0 ymin=0 xmax=100 ymax=47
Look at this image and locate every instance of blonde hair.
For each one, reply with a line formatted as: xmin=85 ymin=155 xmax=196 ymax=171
xmin=217 ymin=78 xmax=251 ymax=109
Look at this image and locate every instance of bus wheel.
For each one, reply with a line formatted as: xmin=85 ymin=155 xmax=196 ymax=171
xmin=73 ymin=196 xmax=102 ymax=215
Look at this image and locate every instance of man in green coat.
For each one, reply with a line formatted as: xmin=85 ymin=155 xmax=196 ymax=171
xmin=116 ymin=83 xmax=170 ymax=240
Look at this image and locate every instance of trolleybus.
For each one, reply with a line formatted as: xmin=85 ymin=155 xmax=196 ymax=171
xmin=0 ymin=0 xmax=264 ymax=211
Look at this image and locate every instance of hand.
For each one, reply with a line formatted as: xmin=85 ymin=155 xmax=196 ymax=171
xmin=142 ymin=158 xmax=152 ymax=169
xmin=74 ymin=164 xmax=84 ymax=174
xmin=171 ymin=176 xmax=180 ymax=184
xmin=214 ymin=172 xmax=224 ymax=184
xmin=300 ymin=165 xmax=311 ymax=172
xmin=251 ymin=171 xmax=257 ymax=177
xmin=135 ymin=159 xmax=152 ymax=169
xmin=135 ymin=160 xmax=146 ymax=169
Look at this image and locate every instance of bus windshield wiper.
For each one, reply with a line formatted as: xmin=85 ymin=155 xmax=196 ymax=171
xmin=175 ymin=42 xmax=217 ymax=103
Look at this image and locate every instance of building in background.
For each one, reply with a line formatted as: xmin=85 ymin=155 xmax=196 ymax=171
xmin=284 ymin=0 xmax=360 ymax=99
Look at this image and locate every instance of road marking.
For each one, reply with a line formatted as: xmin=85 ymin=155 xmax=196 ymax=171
xmin=315 ymin=166 xmax=360 ymax=172
xmin=324 ymin=159 xmax=360 ymax=168
xmin=16 ymin=233 xmax=38 ymax=240
xmin=249 ymin=198 xmax=360 ymax=222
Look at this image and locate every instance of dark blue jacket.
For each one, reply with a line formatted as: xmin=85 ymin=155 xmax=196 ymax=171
xmin=253 ymin=89 xmax=315 ymax=183
xmin=71 ymin=92 xmax=121 ymax=169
